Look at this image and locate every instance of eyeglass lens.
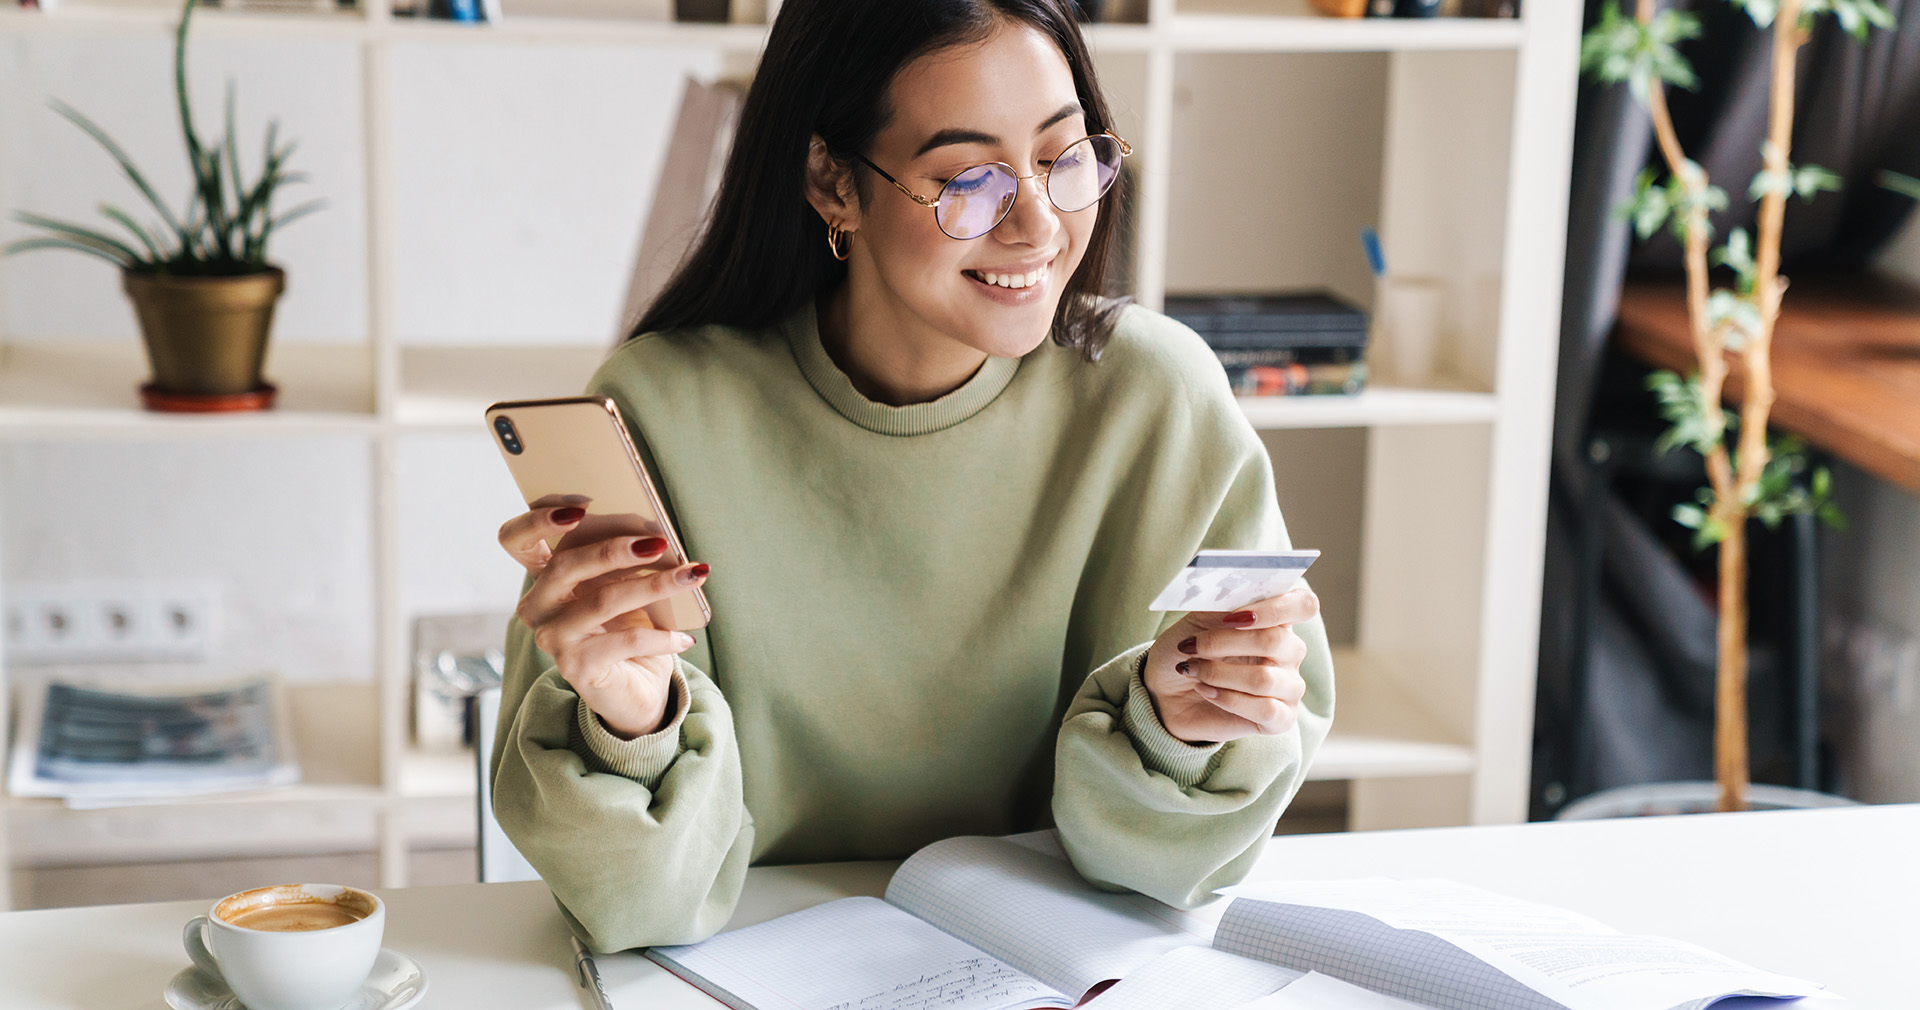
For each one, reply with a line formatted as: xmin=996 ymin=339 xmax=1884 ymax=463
xmin=934 ymin=135 xmax=1124 ymax=240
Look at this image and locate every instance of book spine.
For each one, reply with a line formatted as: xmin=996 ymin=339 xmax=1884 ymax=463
xmin=1227 ymin=361 xmax=1368 ymax=397
xmin=1213 ymin=346 xmax=1364 ymax=367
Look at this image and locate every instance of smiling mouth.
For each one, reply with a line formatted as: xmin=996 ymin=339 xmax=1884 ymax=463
xmin=963 ymin=259 xmax=1053 ymax=290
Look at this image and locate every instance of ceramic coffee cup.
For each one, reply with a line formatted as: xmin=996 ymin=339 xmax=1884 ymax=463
xmin=182 ymin=883 xmax=385 ymax=1010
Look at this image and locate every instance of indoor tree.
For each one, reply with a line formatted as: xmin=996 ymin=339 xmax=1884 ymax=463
xmin=1579 ymin=0 xmax=1895 ymax=811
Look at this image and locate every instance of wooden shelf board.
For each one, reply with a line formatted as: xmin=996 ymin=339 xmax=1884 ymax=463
xmin=383 ymin=14 xmax=766 ymax=48
xmin=396 ymin=344 xmax=609 ymax=429
xmin=1 ymin=2 xmax=1521 ymax=53
xmin=1614 ymin=274 xmax=1920 ymax=496
xmin=0 ymin=2 xmax=370 ymax=38
xmin=1236 ymin=384 xmax=1497 ymax=429
xmin=1169 ymin=0 xmax=1521 ymax=52
xmin=0 ymin=342 xmax=376 ymax=438
xmin=1309 ymin=647 xmax=1476 ymax=781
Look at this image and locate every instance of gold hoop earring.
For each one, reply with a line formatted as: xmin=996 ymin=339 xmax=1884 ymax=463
xmin=826 ymin=222 xmax=852 ymax=261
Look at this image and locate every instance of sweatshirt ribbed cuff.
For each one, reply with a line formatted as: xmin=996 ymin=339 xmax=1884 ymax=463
xmin=572 ymin=665 xmax=692 ymax=784
xmin=1123 ymin=656 xmax=1225 ymax=789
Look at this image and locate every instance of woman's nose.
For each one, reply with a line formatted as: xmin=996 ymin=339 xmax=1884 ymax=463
xmin=994 ymin=173 xmax=1060 ymax=246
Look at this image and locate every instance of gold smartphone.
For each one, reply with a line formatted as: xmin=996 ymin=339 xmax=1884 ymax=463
xmin=485 ymin=396 xmax=711 ymax=632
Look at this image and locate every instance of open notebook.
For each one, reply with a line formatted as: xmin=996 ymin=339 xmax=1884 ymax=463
xmin=645 ymin=833 xmax=1830 ymax=1010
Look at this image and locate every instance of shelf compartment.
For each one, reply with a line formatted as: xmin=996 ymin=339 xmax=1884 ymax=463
xmin=1309 ymin=647 xmax=1475 ymax=781
xmin=0 ymin=342 xmax=376 ymax=438
xmin=1169 ymin=0 xmax=1522 ymax=52
xmin=396 ymin=345 xmax=609 ymax=429
xmin=0 ymin=2 xmax=370 ymax=38
xmin=2 ymin=681 xmax=385 ymax=866
xmin=1237 ymin=384 xmax=1496 ymax=429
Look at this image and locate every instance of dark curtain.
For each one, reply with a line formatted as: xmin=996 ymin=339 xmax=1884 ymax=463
xmin=1533 ymin=0 xmax=1920 ymax=817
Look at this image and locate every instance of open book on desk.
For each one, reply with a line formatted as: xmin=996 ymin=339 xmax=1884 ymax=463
xmin=643 ymin=832 xmax=1831 ymax=1010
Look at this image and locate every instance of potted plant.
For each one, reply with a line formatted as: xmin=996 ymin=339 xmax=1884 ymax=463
xmin=1572 ymin=0 xmax=1897 ymax=814
xmin=3 ymin=0 xmax=321 ymax=412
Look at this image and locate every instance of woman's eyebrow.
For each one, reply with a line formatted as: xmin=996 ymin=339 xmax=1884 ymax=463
xmin=911 ymin=102 xmax=1086 ymax=158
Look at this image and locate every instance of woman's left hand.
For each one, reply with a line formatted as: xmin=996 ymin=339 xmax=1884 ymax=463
xmin=1142 ymin=586 xmax=1318 ymax=745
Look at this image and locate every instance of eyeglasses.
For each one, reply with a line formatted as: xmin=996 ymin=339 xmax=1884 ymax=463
xmin=855 ymin=131 xmax=1131 ymax=241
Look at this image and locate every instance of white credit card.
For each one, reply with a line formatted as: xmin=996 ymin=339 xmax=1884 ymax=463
xmin=1149 ymin=549 xmax=1319 ymax=612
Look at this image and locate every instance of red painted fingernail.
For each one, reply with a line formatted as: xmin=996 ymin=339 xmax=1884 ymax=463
xmin=676 ymin=563 xmax=710 ymax=585
xmin=632 ymin=537 xmax=668 ymax=557
xmin=1177 ymin=636 xmax=1198 ymax=656
xmin=1175 ymin=660 xmax=1194 ymax=676
xmin=1223 ymin=611 xmax=1257 ymax=627
xmin=552 ymin=506 xmax=585 ymax=524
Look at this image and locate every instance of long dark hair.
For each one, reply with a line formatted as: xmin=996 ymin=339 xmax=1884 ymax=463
xmin=630 ymin=0 xmax=1129 ymax=361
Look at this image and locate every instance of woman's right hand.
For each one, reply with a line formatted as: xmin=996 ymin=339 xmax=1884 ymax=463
xmin=499 ymin=500 xmax=708 ymax=739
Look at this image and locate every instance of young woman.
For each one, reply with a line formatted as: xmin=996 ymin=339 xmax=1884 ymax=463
xmin=491 ymin=0 xmax=1334 ymax=952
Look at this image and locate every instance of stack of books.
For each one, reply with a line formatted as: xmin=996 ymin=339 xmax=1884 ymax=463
xmin=1165 ymin=292 xmax=1369 ymax=397
xmin=6 ymin=674 xmax=300 ymax=805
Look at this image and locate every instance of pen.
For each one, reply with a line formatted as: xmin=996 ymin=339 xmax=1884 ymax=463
xmin=571 ymin=934 xmax=615 ymax=1010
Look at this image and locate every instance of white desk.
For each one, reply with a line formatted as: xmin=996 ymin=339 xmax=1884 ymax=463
xmin=4 ymin=805 xmax=1913 ymax=1009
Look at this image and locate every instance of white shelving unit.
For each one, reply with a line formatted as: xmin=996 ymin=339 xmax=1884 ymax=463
xmin=0 ymin=0 xmax=1580 ymax=907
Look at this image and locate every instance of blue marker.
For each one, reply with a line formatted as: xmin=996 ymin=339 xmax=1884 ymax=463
xmin=1361 ymin=226 xmax=1386 ymax=277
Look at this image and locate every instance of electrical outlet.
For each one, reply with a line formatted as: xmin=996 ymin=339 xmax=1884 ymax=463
xmin=3 ymin=580 xmax=218 ymax=664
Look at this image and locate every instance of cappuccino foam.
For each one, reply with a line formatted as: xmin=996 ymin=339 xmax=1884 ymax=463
xmin=226 ymin=902 xmax=366 ymax=932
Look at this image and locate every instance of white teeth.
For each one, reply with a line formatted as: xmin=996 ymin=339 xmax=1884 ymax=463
xmin=974 ymin=264 xmax=1048 ymax=289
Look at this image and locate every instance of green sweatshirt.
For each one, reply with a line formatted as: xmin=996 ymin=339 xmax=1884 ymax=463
xmin=491 ymin=298 xmax=1335 ymax=952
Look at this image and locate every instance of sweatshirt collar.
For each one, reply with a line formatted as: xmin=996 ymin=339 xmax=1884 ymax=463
xmin=786 ymin=298 xmax=1021 ymax=437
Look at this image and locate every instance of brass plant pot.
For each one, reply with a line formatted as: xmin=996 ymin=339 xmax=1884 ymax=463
xmin=121 ymin=267 xmax=285 ymax=407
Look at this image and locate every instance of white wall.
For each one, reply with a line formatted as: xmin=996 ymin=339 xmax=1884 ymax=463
xmin=0 ymin=30 xmax=369 ymax=341
xmin=0 ymin=438 xmax=376 ymax=683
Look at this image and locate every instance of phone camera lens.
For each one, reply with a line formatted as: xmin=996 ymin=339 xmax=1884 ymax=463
xmin=495 ymin=416 xmax=524 ymax=455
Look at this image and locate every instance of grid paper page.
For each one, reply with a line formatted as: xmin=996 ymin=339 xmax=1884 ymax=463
xmin=647 ymin=896 xmax=1074 ymax=1010
xmin=1236 ymin=971 xmax=1440 ymax=1010
xmin=999 ymin=829 xmax=1067 ymax=859
xmin=1088 ymin=943 xmax=1303 ymax=1010
xmin=1215 ymin=900 xmax=1564 ymax=1010
xmin=884 ymin=835 xmax=1214 ymax=999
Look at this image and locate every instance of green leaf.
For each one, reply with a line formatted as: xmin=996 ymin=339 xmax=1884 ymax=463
xmin=96 ymin=203 xmax=164 ymax=263
xmin=1712 ymin=228 xmax=1756 ymax=292
xmin=1693 ymin=516 xmax=1731 ymax=551
xmin=1792 ymin=163 xmax=1844 ymax=200
xmin=225 ymin=81 xmax=246 ymax=225
xmin=1579 ymin=1 xmax=1701 ymax=104
xmin=1812 ymin=466 xmax=1832 ymax=499
xmin=1877 ymin=169 xmax=1920 ymax=201
xmin=47 ymin=100 xmax=189 ymax=244
xmin=1645 ymin=370 xmax=1728 ymax=456
xmin=1750 ymin=167 xmax=1791 ymax=201
xmin=1 ymin=236 xmax=134 ymax=267
xmin=1706 ymin=289 xmax=1761 ymax=351
xmin=1672 ymin=503 xmax=1707 ymax=529
xmin=1818 ymin=0 xmax=1896 ymax=38
xmin=12 ymin=210 xmax=144 ymax=264
xmin=1663 ymin=169 xmax=1727 ymax=243
xmin=1732 ymin=0 xmax=1779 ymax=27
xmin=1819 ymin=502 xmax=1850 ymax=532
xmin=1615 ymin=168 xmax=1675 ymax=240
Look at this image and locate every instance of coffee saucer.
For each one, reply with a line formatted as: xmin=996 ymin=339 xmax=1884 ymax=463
xmin=165 ymin=947 xmax=428 ymax=1010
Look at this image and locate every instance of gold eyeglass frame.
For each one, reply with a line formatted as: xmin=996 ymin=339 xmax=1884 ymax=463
xmin=854 ymin=130 xmax=1132 ymax=239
